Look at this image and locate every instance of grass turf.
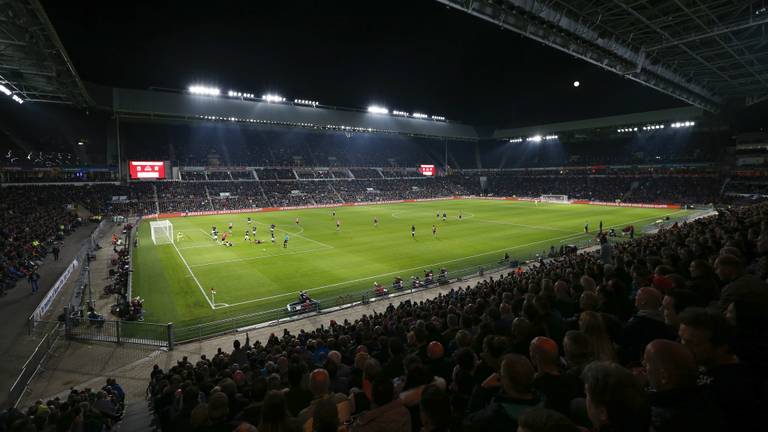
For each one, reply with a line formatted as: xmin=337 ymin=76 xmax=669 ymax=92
xmin=132 ymin=199 xmax=688 ymax=328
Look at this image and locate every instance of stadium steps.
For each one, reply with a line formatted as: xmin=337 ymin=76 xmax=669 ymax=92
xmin=151 ymin=184 xmax=160 ymax=215
xmin=256 ymin=180 xmax=272 ymax=206
xmin=204 ymin=184 xmax=215 ymax=211
xmin=327 ymin=182 xmax=345 ymax=203
xmin=116 ymin=401 xmax=156 ymax=432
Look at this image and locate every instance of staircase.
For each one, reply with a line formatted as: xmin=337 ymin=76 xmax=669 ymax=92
xmin=152 ymin=184 xmax=160 ymax=215
xmin=328 ymin=182 xmax=345 ymax=203
xmin=204 ymin=184 xmax=214 ymax=210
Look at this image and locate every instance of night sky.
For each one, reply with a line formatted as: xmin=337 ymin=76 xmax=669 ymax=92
xmin=41 ymin=0 xmax=687 ymax=127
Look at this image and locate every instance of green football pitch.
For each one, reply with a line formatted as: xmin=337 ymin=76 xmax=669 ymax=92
xmin=132 ymin=199 xmax=689 ymax=328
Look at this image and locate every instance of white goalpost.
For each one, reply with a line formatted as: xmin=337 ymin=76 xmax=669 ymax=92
xmin=539 ymin=194 xmax=570 ymax=204
xmin=150 ymin=220 xmax=174 ymax=245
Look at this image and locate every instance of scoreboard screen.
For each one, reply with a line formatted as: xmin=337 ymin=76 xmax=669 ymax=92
xmin=129 ymin=161 xmax=166 ymax=179
xmin=418 ymin=164 xmax=435 ymax=176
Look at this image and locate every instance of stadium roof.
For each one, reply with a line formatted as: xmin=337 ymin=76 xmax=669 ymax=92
xmin=0 ymin=0 xmax=92 ymax=106
xmin=104 ymin=87 xmax=481 ymax=141
xmin=494 ymin=106 xmax=704 ymax=138
xmin=438 ymin=0 xmax=768 ymax=112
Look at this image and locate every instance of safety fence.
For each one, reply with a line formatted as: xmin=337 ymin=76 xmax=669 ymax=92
xmin=8 ymin=322 xmax=62 ymax=408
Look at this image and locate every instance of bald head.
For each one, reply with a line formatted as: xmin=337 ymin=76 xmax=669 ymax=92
xmin=500 ymin=354 xmax=535 ymax=395
xmin=529 ymin=337 xmax=560 ymax=372
xmin=643 ymin=339 xmax=697 ymax=391
xmin=309 ymin=368 xmax=330 ymax=397
xmin=580 ymin=275 xmax=596 ymax=292
xmin=327 ymin=350 xmax=342 ymax=365
xmin=635 ymin=287 xmax=663 ymax=311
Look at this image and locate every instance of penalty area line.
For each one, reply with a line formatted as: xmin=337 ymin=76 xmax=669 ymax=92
xmin=171 ymin=241 xmax=215 ymax=309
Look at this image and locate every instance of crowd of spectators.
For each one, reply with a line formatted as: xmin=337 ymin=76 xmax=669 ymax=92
xmin=0 ymin=379 xmax=126 ymax=431
xmin=0 ymin=186 xmax=86 ymax=296
xmin=142 ymin=201 xmax=768 ymax=432
xmin=631 ymin=176 xmax=721 ymax=204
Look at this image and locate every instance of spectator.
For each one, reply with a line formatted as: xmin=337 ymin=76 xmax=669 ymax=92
xmin=529 ymin=337 xmax=583 ymax=415
xmin=352 ymin=377 xmax=411 ymax=432
xmin=259 ymin=391 xmax=299 ymax=432
xmin=464 ymin=354 xmax=540 ymax=432
xmin=643 ymin=339 xmax=723 ymax=432
xmin=285 ymin=364 xmax=313 ymax=417
xmin=312 ymin=398 xmax=339 ymax=432
xmin=582 ymin=361 xmax=649 ymax=432
xmin=715 ymin=255 xmax=768 ymax=311
xmin=678 ymin=307 xmax=761 ymax=430
xmin=619 ymin=287 xmax=676 ymax=364
xmin=563 ymin=330 xmax=593 ymax=377
xmin=517 ymin=407 xmax=581 ymax=432
xmin=579 ymin=311 xmax=617 ymax=363
xmin=419 ymin=384 xmax=451 ymax=432
xmin=297 ymin=369 xmax=349 ymax=427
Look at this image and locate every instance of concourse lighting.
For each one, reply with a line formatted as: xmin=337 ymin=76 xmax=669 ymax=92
xmin=670 ymin=121 xmax=695 ymax=128
xmin=367 ymin=105 xmax=389 ymax=114
xmin=262 ymin=94 xmax=286 ymax=103
xmin=294 ymin=99 xmax=318 ymax=106
xmin=228 ymin=90 xmax=255 ymax=98
xmin=641 ymin=124 xmax=665 ymax=131
xmin=188 ymin=85 xmax=220 ymax=96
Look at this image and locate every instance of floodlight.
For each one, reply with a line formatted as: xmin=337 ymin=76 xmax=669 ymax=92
xmin=527 ymin=135 xmax=542 ymax=142
xmin=188 ymin=85 xmax=220 ymax=96
xmin=262 ymin=94 xmax=285 ymax=103
xmin=413 ymin=113 xmax=428 ymax=119
xmin=0 ymin=84 xmax=11 ymax=96
xmin=11 ymin=95 xmax=23 ymax=104
xmin=367 ymin=105 xmax=389 ymax=114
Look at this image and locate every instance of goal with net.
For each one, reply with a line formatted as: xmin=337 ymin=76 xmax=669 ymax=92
xmin=539 ymin=194 xmax=570 ymax=204
xmin=150 ymin=220 xmax=174 ymax=245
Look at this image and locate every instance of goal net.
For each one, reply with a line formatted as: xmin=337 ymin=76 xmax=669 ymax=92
xmin=539 ymin=194 xmax=570 ymax=204
xmin=150 ymin=220 xmax=174 ymax=245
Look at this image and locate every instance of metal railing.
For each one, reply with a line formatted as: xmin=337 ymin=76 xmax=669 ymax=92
xmin=62 ymin=312 xmax=172 ymax=348
xmin=8 ymin=323 xmax=62 ymax=408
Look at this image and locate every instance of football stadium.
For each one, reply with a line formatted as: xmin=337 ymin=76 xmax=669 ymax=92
xmin=1 ymin=1 xmax=767 ymax=431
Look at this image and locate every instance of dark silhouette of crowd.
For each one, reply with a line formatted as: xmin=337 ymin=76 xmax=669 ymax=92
xmin=141 ymin=202 xmax=768 ymax=431
xmin=0 ymin=379 xmax=126 ymax=431
xmin=0 ymin=187 xmax=86 ymax=296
